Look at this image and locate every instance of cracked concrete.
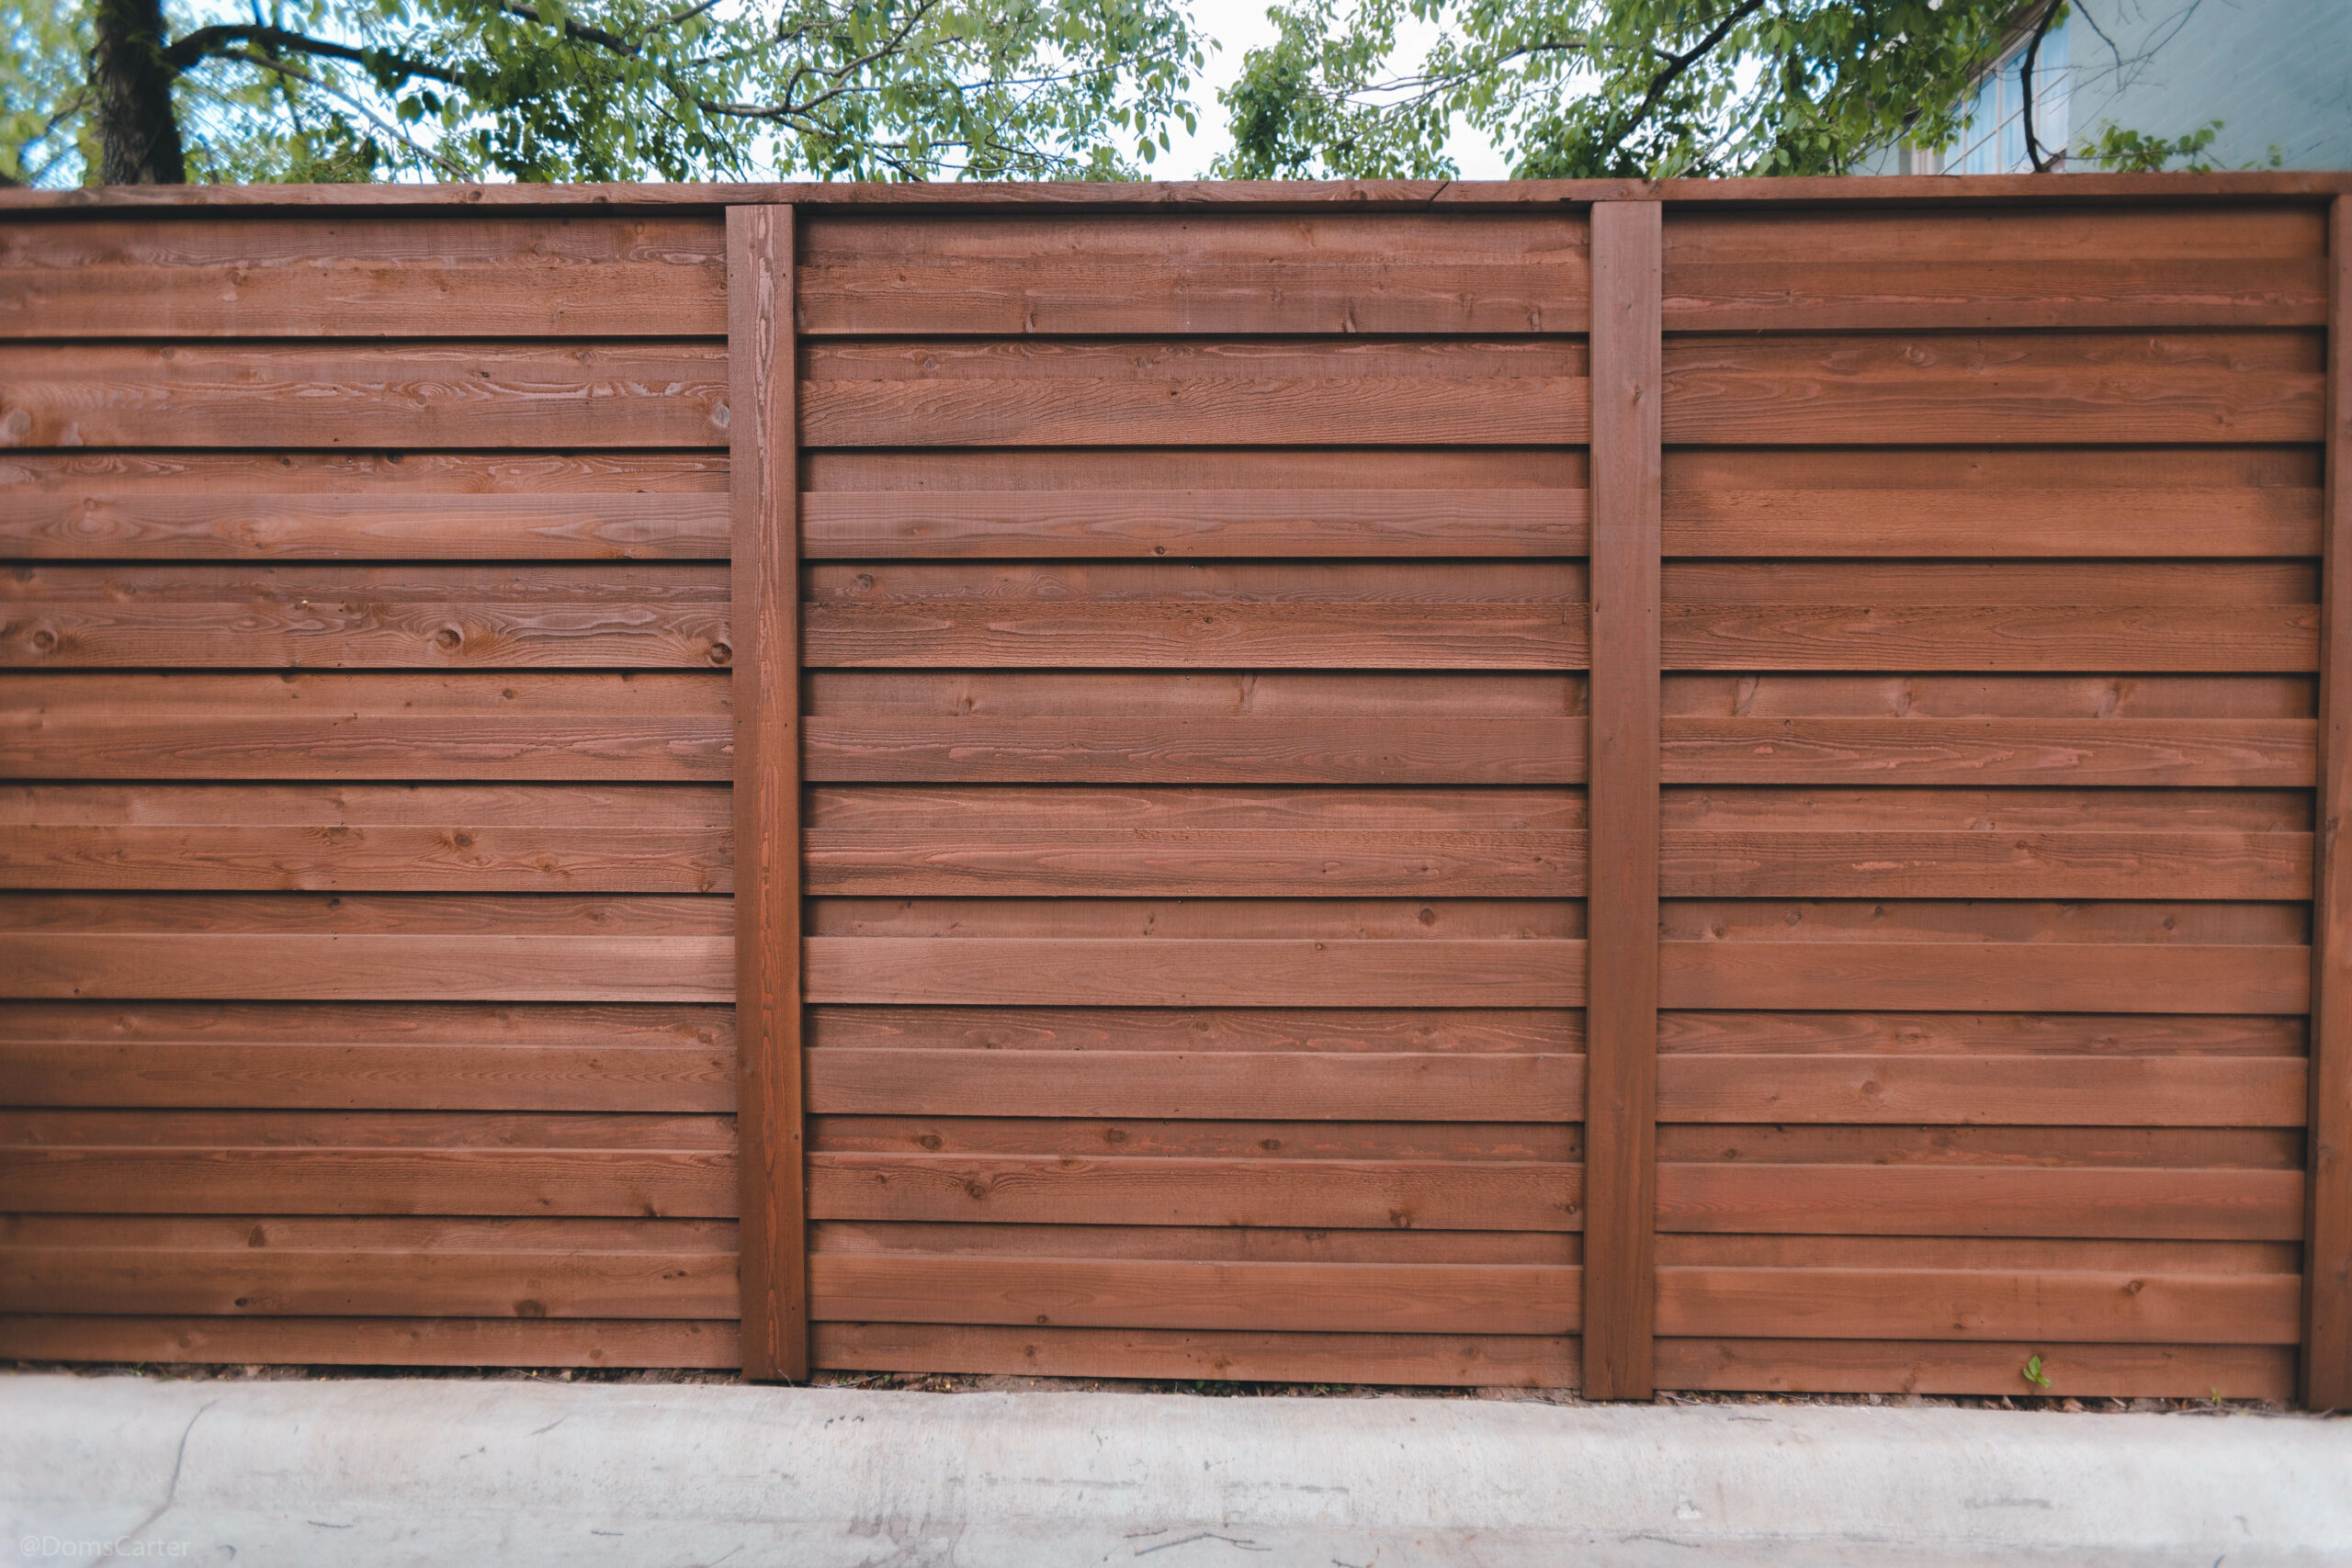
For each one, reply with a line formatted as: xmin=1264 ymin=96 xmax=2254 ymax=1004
xmin=3 ymin=1373 xmax=2346 ymax=1566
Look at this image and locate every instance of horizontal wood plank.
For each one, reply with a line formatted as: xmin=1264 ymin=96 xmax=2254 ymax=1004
xmin=803 ymin=936 xmax=1586 ymax=1007
xmin=1 ymin=565 xmax=731 ymax=669
xmin=802 ymin=600 xmax=1587 ymax=670
xmin=1656 ymin=1267 xmax=2300 ymax=1343
xmin=0 ymin=344 xmax=729 ymax=448
xmin=814 ymin=1322 xmax=1573 ymax=1386
xmin=1655 ymin=1337 xmax=2293 ymax=1398
xmin=1659 ymin=718 xmax=2314 ymax=786
xmin=808 ymin=1154 xmax=1579 ymax=1229
xmin=1657 ymin=941 xmax=2310 ymax=1014
xmin=0 ymin=672 xmax=731 ymax=781
xmin=0 ymin=214 xmax=726 ymax=338
xmin=798 ymin=488 xmax=1588 ymax=558
xmin=1657 ymin=1162 xmax=2301 ymax=1239
xmin=1659 ymin=829 xmax=2311 ymax=899
xmin=807 ymin=1047 xmax=1582 ymax=1120
xmin=0 ymin=1147 xmax=735 ymax=1214
xmin=0 ymin=933 xmax=732 ymax=1001
xmin=808 ymin=1256 xmax=1578 ymax=1334
xmin=1660 ymin=486 xmax=2320 ymax=558
xmin=1657 ymin=1055 xmax=2308 ymax=1126
xmin=805 ymin=716 xmax=1587 ymax=785
xmin=0 ymin=1314 xmax=741 ymax=1367
xmin=1659 ymin=604 xmax=2317 ymax=672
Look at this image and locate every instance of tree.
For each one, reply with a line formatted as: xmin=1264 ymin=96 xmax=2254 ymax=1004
xmin=1215 ymin=0 xmax=2034 ymax=179
xmin=5 ymin=0 xmax=1201 ymax=185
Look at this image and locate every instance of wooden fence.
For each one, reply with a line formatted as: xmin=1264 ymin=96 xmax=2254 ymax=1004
xmin=0 ymin=173 xmax=2346 ymax=1406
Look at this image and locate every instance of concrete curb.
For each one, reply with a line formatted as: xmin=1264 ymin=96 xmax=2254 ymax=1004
xmin=4 ymin=1374 xmax=2347 ymax=1566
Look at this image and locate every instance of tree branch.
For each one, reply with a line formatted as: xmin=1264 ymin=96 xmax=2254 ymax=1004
xmin=2019 ymin=0 xmax=2065 ymax=173
xmin=1608 ymin=0 xmax=1765 ymax=157
xmin=162 ymin=24 xmax=460 ymax=85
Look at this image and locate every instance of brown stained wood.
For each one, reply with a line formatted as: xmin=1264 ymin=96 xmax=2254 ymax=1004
xmin=805 ymin=828 xmax=1582 ymax=897
xmin=1655 ymin=1337 xmax=2294 ymax=1399
xmin=808 ymin=1154 xmax=1580 ymax=1230
xmin=797 ymin=212 xmax=1588 ymax=335
xmin=814 ymin=1323 xmax=1574 ymax=1387
xmin=1656 ymin=1123 xmax=2299 ymax=1170
xmin=806 ymin=1047 xmax=1583 ymax=1121
xmin=1657 ymin=941 xmax=2311 ymax=1015
xmin=1654 ymin=1234 xmax=2293 ymax=1273
xmin=807 ymin=784 xmax=1586 ymax=832
xmin=1665 ymin=561 xmax=2319 ymax=608
xmin=804 ymin=716 xmax=1588 ymax=785
xmin=0 ymin=215 xmax=726 ymax=338
xmin=1659 ymin=717 xmax=2315 ymax=787
xmin=2309 ymin=194 xmax=2352 ymax=1410
xmin=1655 ymin=1267 xmax=2301 ymax=1344
xmin=1656 ymin=1164 xmax=2303 ymax=1240
xmin=1658 ymin=604 xmax=2317 ymax=673
xmin=1660 ymin=333 xmax=2324 ymax=446
xmin=801 ymin=375 xmax=1589 ymax=448
xmin=0 ymin=565 xmax=732 ymax=669
xmin=0 ymin=1315 xmax=741 ymax=1368
xmin=802 ymin=937 xmax=1586 ymax=1008
xmin=0 ymin=492 xmax=733 ymax=563
xmin=0 ymin=1147 xmax=735 ymax=1215
xmin=807 ymin=1256 xmax=1579 ymax=1335
xmin=1659 ymin=785 xmax=2312 ymax=834
xmin=1659 ymin=829 xmax=2311 ymax=900
xmin=0 ymin=933 xmax=733 ymax=1001
xmin=0 ymin=1000 xmax=736 ymax=1111
xmin=1657 ymin=1055 xmax=2308 ymax=1127
xmin=1660 ymin=484 xmax=2320 ymax=558
xmin=1657 ymin=1011 xmax=2302 ymax=1058
xmin=1584 ymin=198 xmax=1662 ymax=1402
xmin=812 ymin=1218 xmax=1575 ymax=1262
xmin=798 ymin=487 xmax=1587 ymax=558
xmin=807 ymin=1006 xmax=1578 ymax=1055
xmin=0 ymin=344 xmax=729 ymax=449
xmin=802 ymin=600 xmax=1587 ymax=671
xmin=730 ymin=202 xmax=807 ymax=1383
xmin=0 ymin=783 xmax=733 ymax=893
xmin=0 ymin=1239 xmax=739 ymax=1317
xmin=0 ymin=672 xmax=732 ymax=781
xmin=811 ymin=1116 xmax=1574 ymax=1165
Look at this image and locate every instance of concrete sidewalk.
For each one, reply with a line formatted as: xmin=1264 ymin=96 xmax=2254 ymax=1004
xmin=3 ymin=1374 xmax=2346 ymax=1566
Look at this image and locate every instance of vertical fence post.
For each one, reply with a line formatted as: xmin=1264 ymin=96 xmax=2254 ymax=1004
xmin=2311 ymin=195 xmax=2352 ymax=1411
xmin=1583 ymin=198 xmax=1664 ymax=1400
xmin=729 ymin=202 xmax=808 ymax=1382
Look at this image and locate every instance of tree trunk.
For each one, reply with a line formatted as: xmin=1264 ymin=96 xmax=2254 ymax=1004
xmin=90 ymin=0 xmax=187 ymax=184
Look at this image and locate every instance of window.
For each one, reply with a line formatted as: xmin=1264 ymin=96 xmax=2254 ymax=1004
xmin=1944 ymin=17 xmax=2070 ymax=174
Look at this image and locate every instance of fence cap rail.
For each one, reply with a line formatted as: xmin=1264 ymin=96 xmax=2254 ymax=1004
xmin=3 ymin=170 xmax=2349 ymax=214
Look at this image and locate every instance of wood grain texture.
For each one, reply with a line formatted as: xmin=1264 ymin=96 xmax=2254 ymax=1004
xmin=1656 ymin=1163 xmax=2302 ymax=1240
xmin=0 ymin=1000 xmax=735 ymax=1111
xmin=1659 ymin=829 xmax=2311 ymax=900
xmin=0 ymin=344 xmax=729 ymax=448
xmin=799 ymin=487 xmax=1588 ymax=558
xmin=1657 ymin=1055 xmax=2308 ymax=1127
xmin=807 ymin=1047 xmax=1582 ymax=1119
xmin=0 ymin=564 xmax=732 ymax=669
xmin=1657 ymin=941 xmax=2311 ymax=1015
xmin=2310 ymin=194 xmax=2352 ymax=1410
xmin=807 ymin=1256 xmax=1578 ymax=1334
xmin=814 ymin=1322 xmax=1573 ymax=1386
xmin=0 ymin=783 xmax=732 ymax=893
xmin=0 ymin=1146 xmax=735 ymax=1215
xmin=797 ymin=212 xmax=1589 ymax=335
xmin=1659 ymin=718 xmax=2314 ymax=787
xmin=1657 ymin=1338 xmax=2294 ymax=1399
xmin=803 ymin=937 xmax=1586 ymax=1007
xmin=729 ymin=202 xmax=807 ymax=1382
xmin=805 ymin=716 xmax=1587 ymax=785
xmin=803 ymin=600 xmax=1587 ymax=670
xmin=0 ymin=672 xmax=731 ymax=781
xmin=1658 ymin=604 xmax=2317 ymax=673
xmin=808 ymin=1154 xmax=1579 ymax=1230
xmin=1661 ymin=333 xmax=2324 ymax=445
xmin=1661 ymin=484 xmax=2319 ymax=558
xmin=0 ymin=1314 xmax=741 ymax=1368
xmin=0 ymin=214 xmax=725 ymax=338
xmin=1656 ymin=1267 xmax=2300 ymax=1343
xmin=1583 ymin=199 xmax=1661 ymax=1402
